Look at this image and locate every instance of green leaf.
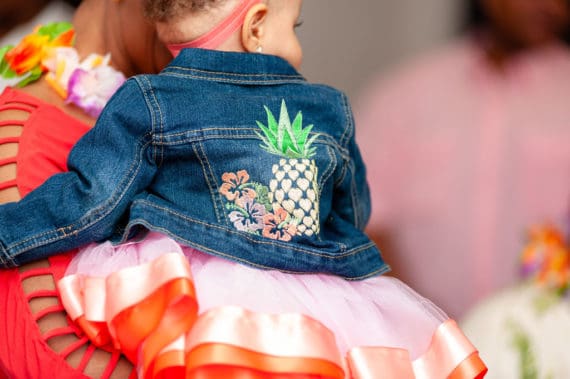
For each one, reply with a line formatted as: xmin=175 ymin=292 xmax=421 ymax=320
xmin=296 ymin=124 xmax=313 ymax=153
xmin=283 ymin=147 xmax=297 ymax=159
xmin=16 ymin=67 xmax=42 ymax=87
xmin=304 ymin=133 xmax=320 ymax=158
xmin=37 ymin=22 xmax=73 ymax=40
xmin=0 ymin=45 xmax=15 ymax=77
xmin=285 ymin=111 xmax=303 ymax=152
xmin=250 ymin=182 xmax=272 ymax=210
xmin=264 ymin=105 xmax=279 ymax=131
xmin=277 ymin=100 xmax=292 ymax=152
xmin=0 ymin=45 xmax=12 ymax=63
xmin=307 ymin=147 xmax=317 ymax=158
xmin=256 ymin=121 xmax=277 ymax=142
xmin=508 ymin=319 xmax=538 ymax=379
xmin=255 ymin=131 xmax=270 ymax=149
xmin=291 ymin=111 xmax=303 ymax=133
xmin=256 ymin=99 xmax=320 ymax=159
xmin=281 ymin=129 xmax=294 ymax=155
xmin=259 ymin=143 xmax=281 ymax=156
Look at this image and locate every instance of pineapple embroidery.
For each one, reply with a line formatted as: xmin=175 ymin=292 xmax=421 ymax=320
xmin=256 ymin=100 xmax=320 ymax=237
xmin=219 ymin=100 xmax=321 ymax=241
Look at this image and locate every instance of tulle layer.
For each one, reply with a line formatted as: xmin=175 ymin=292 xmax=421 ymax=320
xmin=58 ymin=233 xmax=487 ymax=378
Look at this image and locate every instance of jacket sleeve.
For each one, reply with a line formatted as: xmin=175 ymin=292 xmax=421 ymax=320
xmin=0 ymin=78 xmax=158 ymax=267
xmin=331 ymin=93 xmax=371 ymax=231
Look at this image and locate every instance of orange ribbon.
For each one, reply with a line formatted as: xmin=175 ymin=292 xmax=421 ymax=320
xmin=58 ymin=253 xmax=487 ymax=378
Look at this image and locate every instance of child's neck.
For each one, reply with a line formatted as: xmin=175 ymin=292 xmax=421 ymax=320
xmin=160 ymin=0 xmax=250 ymax=56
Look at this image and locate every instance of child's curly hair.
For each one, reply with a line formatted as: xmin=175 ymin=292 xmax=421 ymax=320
xmin=143 ymin=0 xmax=225 ymax=22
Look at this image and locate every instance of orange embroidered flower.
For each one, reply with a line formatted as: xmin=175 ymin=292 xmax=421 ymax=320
xmin=220 ymin=170 xmax=257 ymax=205
xmin=262 ymin=207 xmax=298 ymax=242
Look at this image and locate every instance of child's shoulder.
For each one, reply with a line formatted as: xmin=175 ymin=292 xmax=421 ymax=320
xmin=303 ymin=80 xmax=348 ymax=97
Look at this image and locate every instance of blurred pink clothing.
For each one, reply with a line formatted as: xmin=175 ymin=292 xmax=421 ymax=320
xmin=354 ymin=36 xmax=570 ymax=319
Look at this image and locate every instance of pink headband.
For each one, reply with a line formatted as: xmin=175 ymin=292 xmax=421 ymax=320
xmin=168 ymin=0 xmax=263 ymax=57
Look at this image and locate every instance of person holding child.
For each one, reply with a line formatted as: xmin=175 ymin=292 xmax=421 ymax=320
xmin=1 ymin=0 xmax=487 ymax=377
xmin=0 ymin=0 xmax=173 ymax=377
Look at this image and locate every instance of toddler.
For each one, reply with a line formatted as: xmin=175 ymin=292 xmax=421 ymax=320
xmin=0 ymin=0 xmax=487 ymax=377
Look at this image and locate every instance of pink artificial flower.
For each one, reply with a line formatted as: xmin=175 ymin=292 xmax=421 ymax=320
xmin=67 ymin=64 xmax=125 ymax=117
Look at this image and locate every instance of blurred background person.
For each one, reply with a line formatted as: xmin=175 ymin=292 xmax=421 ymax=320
xmin=354 ymin=0 xmax=570 ymax=319
xmin=297 ymin=0 xmax=463 ymax=100
xmin=0 ymin=0 xmax=78 ymax=46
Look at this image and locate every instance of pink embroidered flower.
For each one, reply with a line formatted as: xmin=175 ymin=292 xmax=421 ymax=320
xmin=67 ymin=61 xmax=125 ymax=118
xmin=220 ymin=170 xmax=257 ymax=206
xmin=228 ymin=196 xmax=266 ymax=232
xmin=262 ymin=207 xmax=298 ymax=242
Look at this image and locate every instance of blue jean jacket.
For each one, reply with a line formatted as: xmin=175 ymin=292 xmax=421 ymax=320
xmin=0 ymin=49 xmax=389 ymax=280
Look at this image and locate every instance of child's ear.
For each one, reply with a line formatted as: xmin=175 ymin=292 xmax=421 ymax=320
xmin=241 ymin=3 xmax=268 ymax=52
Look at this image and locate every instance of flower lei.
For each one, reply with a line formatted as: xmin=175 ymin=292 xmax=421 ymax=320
xmin=0 ymin=22 xmax=125 ymax=117
xmin=520 ymin=224 xmax=569 ymax=297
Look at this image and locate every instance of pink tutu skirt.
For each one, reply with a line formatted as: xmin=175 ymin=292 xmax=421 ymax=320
xmin=58 ymin=233 xmax=487 ymax=379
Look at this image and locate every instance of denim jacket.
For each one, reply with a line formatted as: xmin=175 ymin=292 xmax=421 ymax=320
xmin=0 ymin=49 xmax=389 ymax=279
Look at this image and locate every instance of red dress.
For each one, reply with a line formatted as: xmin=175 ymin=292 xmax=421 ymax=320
xmin=0 ymin=87 xmax=123 ymax=379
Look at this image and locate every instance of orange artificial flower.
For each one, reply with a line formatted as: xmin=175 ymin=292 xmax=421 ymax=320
xmin=4 ymin=33 xmax=50 ymax=75
xmin=4 ymin=26 xmax=75 ymax=75
xmin=520 ymin=225 xmax=570 ymax=292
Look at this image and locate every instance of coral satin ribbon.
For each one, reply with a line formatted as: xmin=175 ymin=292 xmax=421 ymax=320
xmin=167 ymin=0 xmax=263 ymax=57
xmin=347 ymin=320 xmax=488 ymax=379
xmin=58 ymin=253 xmax=487 ymax=378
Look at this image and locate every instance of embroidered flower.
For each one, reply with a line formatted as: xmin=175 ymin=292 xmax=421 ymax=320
xmin=228 ymin=195 xmax=266 ymax=232
xmin=262 ymin=207 xmax=298 ymax=242
xmin=220 ymin=170 xmax=257 ymax=206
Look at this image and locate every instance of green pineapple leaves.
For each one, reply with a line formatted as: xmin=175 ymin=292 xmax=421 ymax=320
xmin=256 ymin=99 xmax=319 ymax=159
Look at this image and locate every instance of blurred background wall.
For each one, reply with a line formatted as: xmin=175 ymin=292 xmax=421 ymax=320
xmin=297 ymin=0 xmax=466 ymax=100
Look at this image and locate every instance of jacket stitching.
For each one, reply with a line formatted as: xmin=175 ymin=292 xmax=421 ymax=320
xmin=164 ymin=66 xmax=304 ymax=79
xmin=153 ymin=132 xmax=350 ymax=159
xmin=348 ymin=160 xmax=361 ymax=228
xmin=125 ymin=221 xmax=387 ymax=280
xmin=135 ymin=77 xmax=157 ymax=163
xmin=319 ymin=146 xmax=336 ymax=200
xmin=149 ymin=82 xmax=165 ymax=166
xmin=339 ymin=93 xmax=353 ymax=148
xmin=163 ymin=72 xmax=305 ymax=85
xmin=132 ymin=200 xmax=376 ymax=258
xmin=137 ymin=76 xmax=165 ymax=166
xmin=192 ymin=143 xmax=225 ymax=223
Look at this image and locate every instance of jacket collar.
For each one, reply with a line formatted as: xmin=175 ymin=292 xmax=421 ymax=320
xmin=163 ymin=48 xmax=306 ymax=83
